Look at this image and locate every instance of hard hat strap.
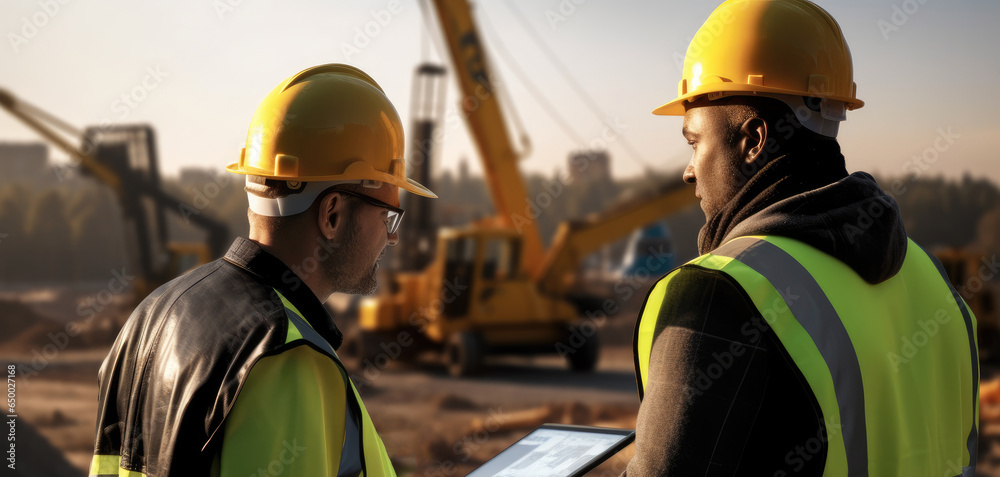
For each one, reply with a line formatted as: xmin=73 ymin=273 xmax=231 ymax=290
xmin=246 ymin=179 xmax=360 ymax=217
xmin=705 ymin=91 xmax=847 ymax=138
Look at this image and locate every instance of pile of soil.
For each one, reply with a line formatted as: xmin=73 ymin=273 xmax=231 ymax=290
xmin=0 ymin=298 xmax=49 ymax=345
xmin=0 ymin=296 xmax=123 ymax=353
xmin=10 ymin=317 xmax=120 ymax=353
xmin=9 ymin=420 xmax=79 ymax=476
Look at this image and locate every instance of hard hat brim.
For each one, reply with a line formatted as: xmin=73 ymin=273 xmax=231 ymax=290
xmin=402 ymin=177 xmax=438 ymax=198
xmin=225 ymin=162 xmax=438 ymax=199
xmin=653 ymin=85 xmax=865 ymax=117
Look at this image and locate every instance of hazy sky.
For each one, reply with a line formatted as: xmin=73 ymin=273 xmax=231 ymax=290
xmin=2 ymin=0 xmax=998 ymax=184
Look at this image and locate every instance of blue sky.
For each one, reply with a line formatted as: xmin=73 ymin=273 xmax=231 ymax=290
xmin=2 ymin=0 xmax=998 ymax=184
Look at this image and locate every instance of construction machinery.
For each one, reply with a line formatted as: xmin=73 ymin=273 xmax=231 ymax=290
xmin=935 ymin=249 xmax=999 ymax=362
xmin=0 ymin=89 xmax=229 ymax=298
xmin=353 ymin=0 xmax=698 ymax=376
xmin=396 ymin=63 xmax=448 ymax=273
xmin=618 ymin=222 xmax=676 ymax=279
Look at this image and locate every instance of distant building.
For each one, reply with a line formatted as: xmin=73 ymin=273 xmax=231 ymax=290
xmin=568 ymin=150 xmax=611 ymax=185
xmin=0 ymin=142 xmax=49 ymax=185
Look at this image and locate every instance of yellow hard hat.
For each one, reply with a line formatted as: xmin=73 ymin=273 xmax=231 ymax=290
xmin=227 ymin=63 xmax=436 ymax=198
xmin=653 ymin=0 xmax=864 ymax=116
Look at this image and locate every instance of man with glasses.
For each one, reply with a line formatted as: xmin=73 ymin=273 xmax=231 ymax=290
xmin=90 ymin=64 xmax=435 ymax=477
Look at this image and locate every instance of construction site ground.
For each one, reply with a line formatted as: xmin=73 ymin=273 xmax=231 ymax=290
xmin=3 ymin=284 xmax=999 ymax=476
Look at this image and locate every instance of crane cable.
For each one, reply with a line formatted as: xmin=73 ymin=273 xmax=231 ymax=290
xmin=473 ymin=15 xmax=533 ymax=159
xmin=477 ymin=4 xmax=590 ymax=148
xmin=501 ymin=0 xmax=652 ymax=170
xmin=418 ymin=0 xmax=532 ymax=159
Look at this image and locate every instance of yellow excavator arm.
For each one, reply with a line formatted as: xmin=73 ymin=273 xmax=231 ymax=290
xmin=534 ymin=176 xmax=698 ymax=297
xmin=0 ymin=87 xmax=230 ymax=295
xmin=0 ymin=88 xmax=122 ymax=192
xmin=428 ymin=0 xmax=545 ymax=276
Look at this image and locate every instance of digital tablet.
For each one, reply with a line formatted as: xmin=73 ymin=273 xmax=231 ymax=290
xmin=467 ymin=423 xmax=635 ymax=477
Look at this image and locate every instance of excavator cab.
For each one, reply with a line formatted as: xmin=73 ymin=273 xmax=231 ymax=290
xmin=442 ymin=231 xmax=521 ymax=318
xmin=358 ymin=226 xmax=586 ymax=376
xmin=441 ymin=234 xmax=476 ymax=318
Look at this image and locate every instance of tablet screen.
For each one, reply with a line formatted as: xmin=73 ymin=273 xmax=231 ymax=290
xmin=467 ymin=424 xmax=634 ymax=477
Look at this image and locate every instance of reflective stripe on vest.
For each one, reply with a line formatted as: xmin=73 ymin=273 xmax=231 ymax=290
xmin=633 ymin=236 xmax=979 ymax=476
xmin=275 ymin=290 xmax=396 ymax=477
xmin=89 ymin=455 xmax=147 ymax=477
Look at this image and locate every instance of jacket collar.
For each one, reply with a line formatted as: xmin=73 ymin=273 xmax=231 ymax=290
xmin=223 ymin=236 xmax=345 ymax=349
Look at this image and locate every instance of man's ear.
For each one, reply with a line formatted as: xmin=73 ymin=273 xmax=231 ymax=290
xmin=317 ymin=192 xmax=343 ymax=240
xmin=739 ymin=117 xmax=768 ymax=165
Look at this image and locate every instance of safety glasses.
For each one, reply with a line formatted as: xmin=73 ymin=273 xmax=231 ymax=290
xmin=334 ymin=189 xmax=405 ymax=235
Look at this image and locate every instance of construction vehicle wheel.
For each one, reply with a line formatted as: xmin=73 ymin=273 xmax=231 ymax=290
xmin=446 ymin=331 xmax=484 ymax=377
xmin=567 ymin=329 xmax=599 ymax=372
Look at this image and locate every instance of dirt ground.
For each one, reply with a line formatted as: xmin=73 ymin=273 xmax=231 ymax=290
xmin=0 ymin=286 xmax=642 ymax=476
xmin=2 ymin=285 xmax=998 ymax=476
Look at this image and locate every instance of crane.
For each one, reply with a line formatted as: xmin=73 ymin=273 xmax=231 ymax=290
xmin=0 ymin=88 xmax=230 ymax=298
xmin=353 ymin=0 xmax=698 ymax=376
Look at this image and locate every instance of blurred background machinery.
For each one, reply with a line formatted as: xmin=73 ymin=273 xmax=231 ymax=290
xmin=0 ymin=89 xmax=229 ymax=299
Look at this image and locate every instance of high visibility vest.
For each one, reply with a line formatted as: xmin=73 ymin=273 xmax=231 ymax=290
xmin=89 ymin=289 xmax=395 ymax=477
xmin=633 ymin=236 xmax=979 ymax=476
xmin=267 ymin=290 xmax=396 ymax=476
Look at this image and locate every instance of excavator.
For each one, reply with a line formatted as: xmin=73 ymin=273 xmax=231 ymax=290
xmin=0 ymin=89 xmax=230 ymax=299
xmin=936 ymin=249 xmax=999 ymax=362
xmin=353 ymin=0 xmax=698 ymax=376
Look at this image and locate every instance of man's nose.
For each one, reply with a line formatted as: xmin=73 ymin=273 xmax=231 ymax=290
xmin=683 ymin=163 xmax=696 ymax=184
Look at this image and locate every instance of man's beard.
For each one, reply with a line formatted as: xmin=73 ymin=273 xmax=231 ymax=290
xmin=322 ymin=228 xmax=383 ymax=295
xmin=349 ymin=248 xmax=384 ymax=296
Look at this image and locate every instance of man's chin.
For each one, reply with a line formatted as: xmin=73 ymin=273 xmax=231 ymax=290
xmin=699 ymin=202 xmax=711 ymax=221
xmin=357 ymin=271 xmax=379 ymax=296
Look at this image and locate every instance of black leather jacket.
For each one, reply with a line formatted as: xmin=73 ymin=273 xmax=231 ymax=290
xmin=92 ymin=237 xmax=345 ymax=476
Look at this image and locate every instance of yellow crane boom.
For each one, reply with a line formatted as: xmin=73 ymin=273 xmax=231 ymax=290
xmin=0 ymin=88 xmax=122 ymax=192
xmin=429 ymin=0 xmax=545 ymax=276
xmin=534 ymin=177 xmax=697 ymax=296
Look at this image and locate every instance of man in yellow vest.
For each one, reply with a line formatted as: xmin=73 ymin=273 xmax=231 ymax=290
xmin=626 ymin=1 xmax=979 ymax=475
xmin=89 ymin=64 xmax=435 ymax=476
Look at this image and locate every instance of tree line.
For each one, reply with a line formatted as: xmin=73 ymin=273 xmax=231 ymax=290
xmin=0 ymin=170 xmax=996 ymax=283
